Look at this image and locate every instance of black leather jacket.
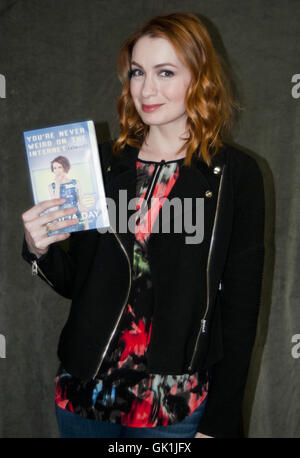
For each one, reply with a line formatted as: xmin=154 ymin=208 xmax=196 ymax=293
xmin=22 ymin=141 xmax=265 ymax=437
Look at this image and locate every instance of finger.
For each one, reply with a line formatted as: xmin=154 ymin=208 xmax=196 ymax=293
xmin=24 ymin=206 xmax=78 ymax=233
xmin=39 ymin=206 xmax=78 ymax=226
xmin=33 ymin=232 xmax=71 ymax=252
xmin=40 ymin=217 xmax=79 ymax=238
xmin=22 ymin=199 xmax=67 ymax=223
xmin=30 ymin=219 xmax=78 ymax=241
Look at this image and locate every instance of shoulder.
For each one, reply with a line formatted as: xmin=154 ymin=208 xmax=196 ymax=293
xmin=98 ymin=140 xmax=118 ymax=171
xmin=221 ymin=142 xmax=260 ymax=169
xmin=220 ymin=142 xmax=263 ymax=185
xmin=98 ymin=140 xmax=115 ymax=158
xmin=219 ymin=143 xmax=265 ymax=210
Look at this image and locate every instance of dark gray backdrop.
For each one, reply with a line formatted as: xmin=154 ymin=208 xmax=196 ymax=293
xmin=0 ymin=0 xmax=299 ymax=437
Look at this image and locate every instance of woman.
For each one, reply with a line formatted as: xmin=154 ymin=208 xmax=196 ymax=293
xmin=21 ymin=12 xmax=265 ymax=438
xmin=48 ymin=155 xmax=88 ymax=232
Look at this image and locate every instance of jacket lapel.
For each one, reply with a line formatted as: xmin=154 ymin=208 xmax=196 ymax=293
xmin=104 ymin=144 xmax=139 ymax=267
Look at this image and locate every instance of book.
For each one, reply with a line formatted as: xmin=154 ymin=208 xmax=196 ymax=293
xmin=23 ymin=120 xmax=110 ymax=235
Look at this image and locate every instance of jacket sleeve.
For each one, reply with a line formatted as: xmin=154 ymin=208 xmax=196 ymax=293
xmin=197 ymin=156 xmax=265 ymax=437
xmin=21 ymin=231 xmax=84 ymax=299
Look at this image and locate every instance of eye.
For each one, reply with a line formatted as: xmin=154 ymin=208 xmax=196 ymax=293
xmin=129 ymin=68 xmax=143 ymax=78
xmin=160 ymin=70 xmax=174 ymax=78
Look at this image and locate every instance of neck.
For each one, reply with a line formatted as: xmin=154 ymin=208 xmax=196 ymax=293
xmin=141 ymin=118 xmax=188 ymax=161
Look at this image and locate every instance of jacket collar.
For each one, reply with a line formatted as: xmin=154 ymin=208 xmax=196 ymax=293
xmin=106 ymin=141 xmax=227 ymax=204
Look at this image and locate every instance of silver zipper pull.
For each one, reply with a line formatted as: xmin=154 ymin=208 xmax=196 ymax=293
xmin=200 ymin=319 xmax=207 ymax=334
xmin=32 ymin=260 xmax=38 ymax=276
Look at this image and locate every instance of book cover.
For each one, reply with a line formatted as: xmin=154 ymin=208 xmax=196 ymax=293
xmin=23 ymin=120 xmax=110 ymax=235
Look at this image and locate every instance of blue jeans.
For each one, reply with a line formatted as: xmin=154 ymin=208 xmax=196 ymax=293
xmin=55 ymin=398 xmax=207 ymax=438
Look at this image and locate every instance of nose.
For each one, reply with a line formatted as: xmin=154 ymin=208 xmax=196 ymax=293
xmin=141 ymin=74 xmax=157 ymax=98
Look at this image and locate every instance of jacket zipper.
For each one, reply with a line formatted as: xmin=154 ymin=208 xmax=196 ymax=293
xmin=31 ymin=260 xmax=54 ymax=288
xmin=188 ymin=165 xmax=226 ymax=371
xmin=92 ymin=226 xmax=132 ymax=379
xmin=92 ymin=160 xmax=165 ymax=378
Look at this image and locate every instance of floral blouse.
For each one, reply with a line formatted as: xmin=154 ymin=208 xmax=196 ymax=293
xmin=55 ymin=156 xmax=209 ymax=427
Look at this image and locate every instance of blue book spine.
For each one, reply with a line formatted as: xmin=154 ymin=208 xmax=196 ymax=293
xmin=23 ymin=120 xmax=110 ymax=235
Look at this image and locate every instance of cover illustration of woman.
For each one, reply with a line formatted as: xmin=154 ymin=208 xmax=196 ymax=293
xmin=48 ymin=155 xmax=88 ymax=231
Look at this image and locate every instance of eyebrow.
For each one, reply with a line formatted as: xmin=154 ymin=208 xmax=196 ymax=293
xmin=130 ymin=61 xmax=178 ymax=69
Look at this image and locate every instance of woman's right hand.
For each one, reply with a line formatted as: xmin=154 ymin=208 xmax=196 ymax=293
xmin=21 ymin=198 xmax=79 ymax=259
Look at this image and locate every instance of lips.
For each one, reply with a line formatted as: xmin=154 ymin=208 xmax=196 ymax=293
xmin=142 ymin=104 xmax=164 ymax=112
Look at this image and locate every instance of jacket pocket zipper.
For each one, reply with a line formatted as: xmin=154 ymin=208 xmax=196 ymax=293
xmin=92 ymin=226 xmax=132 ymax=379
xmin=188 ymin=165 xmax=225 ymax=371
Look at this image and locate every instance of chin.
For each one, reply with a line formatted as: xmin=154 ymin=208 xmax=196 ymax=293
xmin=139 ymin=113 xmax=168 ymax=125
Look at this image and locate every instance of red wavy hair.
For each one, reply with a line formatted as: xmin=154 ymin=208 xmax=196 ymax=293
xmin=113 ymin=12 xmax=240 ymax=166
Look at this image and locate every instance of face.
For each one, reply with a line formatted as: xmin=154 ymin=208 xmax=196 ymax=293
xmin=52 ymin=162 xmax=65 ymax=176
xmin=129 ymin=35 xmax=191 ymax=128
